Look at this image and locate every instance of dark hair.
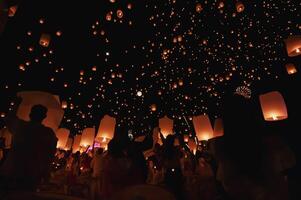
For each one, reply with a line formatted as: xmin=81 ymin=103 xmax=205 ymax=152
xmin=29 ymin=104 xmax=47 ymax=122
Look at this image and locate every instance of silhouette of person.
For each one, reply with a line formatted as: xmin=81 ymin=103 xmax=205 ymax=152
xmin=0 ymin=96 xmax=57 ymax=191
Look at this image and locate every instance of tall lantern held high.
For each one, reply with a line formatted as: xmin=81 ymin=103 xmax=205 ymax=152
xmin=56 ymin=128 xmax=70 ymax=149
xmin=95 ymin=115 xmax=116 ymax=148
xmin=213 ymin=118 xmax=224 ymax=138
xmin=284 ymin=35 xmax=301 ymax=57
xmin=80 ymin=128 xmax=95 ymax=149
xmin=17 ymin=91 xmax=64 ymax=132
xmin=159 ymin=116 xmax=174 ymax=138
xmin=193 ymin=115 xmax=214 ymax=141
xmin=72 ymin=134 xmax=82 ymax=153
xmin=259 ymin=91 xmax=288 ymax=121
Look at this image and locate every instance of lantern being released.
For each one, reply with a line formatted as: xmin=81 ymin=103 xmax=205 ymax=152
xmin=56 ymin=128 xmax=70 ymax=149
xmin=80 ymin=128 xmax=95 ymax=148
xmin=236 ymin=2 xmax=245 ymax=12
xmin=65 ymin=137 xmax=73 ymax=151
xmin=96 ymin=115 xmax=116 ymax=140
xmin=159 ymin=116 xmax=174 ymax=138
xmin=39 ymin=34 xmax=51 ymax=47
xmin=213 ymin=118 xmax=224 ymax=138
xmin=284 ymin=35 xmax=301 ymax=57
xmin=259 ymin=91 xmax=288 ymax=121
xmin=17 ymin=91 xmax=64 ymax=132
xmin=72 ymin=134 xmax=82 ymax=153
xmin=285 ymin=63 xmax=298 ymax=75
xmin=193 ymin=115 xmax=213 ymax=141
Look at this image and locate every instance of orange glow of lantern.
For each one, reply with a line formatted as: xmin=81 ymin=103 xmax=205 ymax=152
xmin=17 ymin=91 xmax=64 ymax=132
xmin=236 ymin=2 xmax=245 ymax=13
xmin=106 ymin=13 xmax=112 ymax=21
xmin=284 ymin=35 xmax=301 ymax=57
xmin=65 ymin=137 xmax=73 ymax=151
xmin=117 ymin=10 xmax=123 ymax=18
xmin=196 ymin=3 xmax=203 ymax=13
xmin=61 ymin=101 xmax=67 ymax=109
xmin=188 ymin=138 xmax=197 ymax=154
xmin=285 ymin=63 xmax=298 ymax=75
xmin=159 ymin=116 xmax=174 ymax=138
xmin=56 ymin=128 xmax=70 ymax=149
xmin=259 ymin=91 xmax=288 ymax=121
xmin=184 ymin=134 xmax=189 ymax=143
xmin=8 ymin=5 xmax=18 ymax=17
xmin=72 ymin=134 xmax=82 ymax=153
xmin=39 ymin=34 xmax=51 ymax=47
xmin=80 ymin=128 xmax=95 ymax=148
xmin=96 ymin=115 xmax=116 ymax=140
xmin=150 ymin=104 xmax=157 ymax=112
xmin=213 ymin=118 xmax=224 ymax=138
xmin=193 ymin=115 xmax=213 ymax=141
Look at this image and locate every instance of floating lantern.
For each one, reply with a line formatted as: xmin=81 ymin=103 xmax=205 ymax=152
xmin=196 ymin=3 xmax=203 ymax=13
xmin=193 ymin=115 xmax=213 ymax=141
xmin=72 ymin=134 xmax=82 ymax=153
xmin=259 ymin=91 xmax=288 ymax=121
xmin=184 ymin=134 xmax=189 ymax=143
xmin=39 ymin=34 xmax=51 ymax=47
xmin=61 ymin=101 xmax=67 ymax=109
xmin=56 ymin=128 xmax=70 ymax=149
xmin=80 ymin=128 xmax=95 ymax=149
xmin=106 ymin=13 xmax=112 ymax=21
xmin=96 ymin=115 xmax=116 ymax=141
xmin=65 ymin=137 xmax=73 ymax=151
xmin=188 ymin=138 xmax=197 ymax=154
xmin=150 ymin=104 xmax=157 ymax=112
xmin=8 ymin=5 xmax=18 ymax=17
xmin=137 ymin=91 xmax=143 ymax=97
xmin=285 ymin=63 xmax=298 ymax=75
xmin=117 ymin=10 xmax=123 ymax=18
xmin=236 ymin=2 xmax=245 ymax=13
xmin=17 ymin=91 xmax=64 ymax=132
xmin=213 ymin=118 xmax=224 ymax=138
xmin=159 ymin=116 xmax=174 ymax=138
xmin=284 ymin=35 xmax=301 ymax=57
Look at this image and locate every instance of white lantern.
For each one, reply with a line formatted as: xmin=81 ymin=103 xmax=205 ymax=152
xmin=259 ymin=91 xmax=288 ymax=121
xmin=56 ymin=128 xmax=70 ymax=149
xmin=80 ymin=128 xmax=95 ymax=149
xmin=17 ymin=91 xmax=64 ymax=132
xmin=285 ymin=63 xmax=298 ymax=75
xmin=72 ymin=134 xmax=81 ymax=153
xmin=96 ymin=115 xmax=116 ymax=141
xmin=213 ymin=118 xmax=224 ymax=138
xmin=159 ymin=116 xmax=174 ymax=138
xmin=284 ymin=35 xmax=301 ymax=57
xmin=193 ymin=115 xmax=213 ymax=141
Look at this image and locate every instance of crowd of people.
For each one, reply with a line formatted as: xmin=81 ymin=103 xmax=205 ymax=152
xmin=0 ymin=92 xmax=300 ymax=200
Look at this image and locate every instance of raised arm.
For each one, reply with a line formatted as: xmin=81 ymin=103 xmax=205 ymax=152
xmin=4 ymin=96 xmax=22 ymax=134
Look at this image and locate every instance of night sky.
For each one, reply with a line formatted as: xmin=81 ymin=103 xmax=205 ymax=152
xmin=0 ymin=0 xmax=300 ymax=136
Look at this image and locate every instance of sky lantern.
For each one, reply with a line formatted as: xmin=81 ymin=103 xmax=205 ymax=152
xmin=39 ymin=34 xmax=51 ymax=47
xmin=193 ymin=115 xmax=213 ymax=141
xmin=8 ymin=5 xmax=18 ymax=17
xmin=213 ymin=118 xmax=224 ymax=138
xmin=96 ymin=115 xmax=116 ymax=141
xmin=159 ymin=116 xmax=174 ymax=138
xmin=106 ymin=13 xmax=112 ymax=21
xmin=195 ymin=3 xmax=203 ymax=13
xmin=184 ymin=134 xmax=189 ymax=143
xmin=65 ymin=137 xmax=73 ymax=151
xmin=236 ymin=2 xmax=245 ymax=13
xmin=72 ymin=134 xmax=81 ymax=153
xmin=259 ymin=91 xmax=288 ymax=121
xmin=285 ymin=63 xmax=298 ymax=75
xmin=117 ymin=10 xmax=123 ymax=18
xmin=188 ymin=138 xmax=197 ymax=154
xmin=80 ymin=127 xmax=95 ymax=148
xmin=56 ymin=128 xmax=70 ymax=149
xmin=284 ymin=35 xmax=301 ymax=57
xmin=17 ymin=91 xmax=64 ymax=132
xmin=61 ymin=101 xmax=67 ymax=109
xmin=150 ymin=104 xmax=157 ymax=112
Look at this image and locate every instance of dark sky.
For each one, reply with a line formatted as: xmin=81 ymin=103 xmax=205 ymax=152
xmin=0 ymin=0 xmax=300 ymax=135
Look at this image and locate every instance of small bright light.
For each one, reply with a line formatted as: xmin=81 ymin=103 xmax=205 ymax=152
xmin=137 ymin=91 xmax=142 ymax=96
xmin=296 ymin=48 xmax=300 ymax=53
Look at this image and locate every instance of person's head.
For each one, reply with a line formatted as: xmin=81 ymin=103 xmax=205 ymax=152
xmin=96 ymin=148 xmax=104 ymax=155
xmin=29 ymin=104 xmax=47 ymax=123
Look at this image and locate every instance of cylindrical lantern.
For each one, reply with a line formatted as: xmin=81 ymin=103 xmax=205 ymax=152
xmin=236 ymin=2 xmax=245 ymax=12
xmin=213 ymin=118 xmax=224 ymax=138
xmin=39 ymin=33 xmax=51 ymax=47
xmin=17 ymin=91 xmax=64 ymax=132
xmin=61 ymin=101 xmax=67 ymax=109
xmin=72 ymin=134 xmax=82 ymax=153
xmin=284 ymin=35 xmax=301 ymax=57
xmin=188 ymin=138 xmax=197 ymax=155
xmin=65 ymin=137 xmax=73 ymax=151
xmin=8 ymin=5 xmax=18 ymax=17
xmin=96 ymin=115 xmax=116 ymax=140
xmin=56 ymin=128 xmax=70 ymax=149
xmin=259 ymin=91 xmax=288 ymax=121
xmin=285 ymin=63 xmax=298 ymax=75
xmin=80 ymin=128 xmax=95 ymax=148
xmin=159 ymin=116 xmax=174 ymax=138
xmin=193 ymin=115 xmax=213 ymax=141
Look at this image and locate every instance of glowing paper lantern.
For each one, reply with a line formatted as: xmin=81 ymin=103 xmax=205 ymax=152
xmin=213 ymin=118 xmax=224 ymax=138
xmin=159 ymin=116 xmax=174 ymax=138
xmin=284 ymin=35 xmax=301 ymax=57
xmin=65 ymin=137 xmax=73 ymax=151
xmin=285 ymin=63 xmax=298 ymax=75
xmin=259 ymin=91 xmax=288 ymax=121
xmin=39 ymin=34 xmax=51 ymax=47
xmin=80 ymin=128 xmax=95 ymax=148
xmin=193 ymin=115 xmax=213 ymax=141
xmin=188 ymin=138 xmax=197 ymax=154
xmin=116 ymin=10 xmax=123 ymax=18
xmin=195 ymin=3 xmax=203 ymax=13
xmin=183 ymin=134 xmax=189 ymax=143
xmin=150 ymin=104 xmax=157 ymax=112
xmin=72 ymin=134 xmax=81 ymax=153
xmin=8 ymin=5 xmax=18 ymax=17
xmin=17 ymin=91 xmax=64 ymax=132
xmin=236 ymin=2 xmax=245 ymax=13
xmin=56 ymin=128 xmax=70 ymax=149
xmin=96 ymin=115 xmax=116 ymax=140
xmin=61 ymin=101 xmax=67 ymax=109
